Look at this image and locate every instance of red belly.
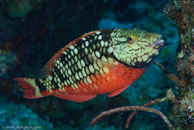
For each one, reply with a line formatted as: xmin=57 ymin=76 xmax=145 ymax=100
xmin=68 ymin=62 xmax=146 ymax=96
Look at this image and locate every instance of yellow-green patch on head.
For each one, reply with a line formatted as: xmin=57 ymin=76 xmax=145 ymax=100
xmin=110 ymin=28 xmax=164 ymax=68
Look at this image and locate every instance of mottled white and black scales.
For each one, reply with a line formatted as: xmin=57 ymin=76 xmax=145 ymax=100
xmin=35 ymin=29 xmax=115 ymax=92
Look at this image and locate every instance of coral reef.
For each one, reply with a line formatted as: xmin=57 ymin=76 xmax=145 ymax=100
xmin=91 ymin=105 xmax=174 ymax=130
xmin=0 ymin=97 xmax=53 ymax=130
xmin=0 ymin=50 xmax=16 ymax=78
xmin=165 ymin=0 xmax=194 ymax=129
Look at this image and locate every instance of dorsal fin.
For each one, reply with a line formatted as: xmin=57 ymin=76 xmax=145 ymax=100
xmin=41 ymin=30 xmax=100 ymax=77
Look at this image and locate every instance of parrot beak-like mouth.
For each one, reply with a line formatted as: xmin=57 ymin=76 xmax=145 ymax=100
xmin=152 ymin=36 xmax=165 ymax=50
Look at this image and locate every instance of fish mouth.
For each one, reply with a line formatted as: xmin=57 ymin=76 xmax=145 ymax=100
xmin=152 ymin=36 xmax=165 ymax=49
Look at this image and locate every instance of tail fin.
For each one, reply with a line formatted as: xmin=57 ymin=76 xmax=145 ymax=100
xmin=14 ymin=78 xmax=43 ymax=99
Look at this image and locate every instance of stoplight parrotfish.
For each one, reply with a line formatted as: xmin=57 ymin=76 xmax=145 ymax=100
xmin=14 ymin=29 xmax=164 ymax=102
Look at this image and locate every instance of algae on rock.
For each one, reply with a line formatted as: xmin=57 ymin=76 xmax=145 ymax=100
xmin=165 ymin=0 xmax=194 ymax=129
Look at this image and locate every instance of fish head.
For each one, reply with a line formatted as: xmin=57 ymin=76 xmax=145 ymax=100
xmin=110 ymin=28 xmax=164 ymax=68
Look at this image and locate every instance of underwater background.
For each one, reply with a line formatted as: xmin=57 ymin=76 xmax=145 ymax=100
xmin=0 ymin=0 xmax=179 ymax=130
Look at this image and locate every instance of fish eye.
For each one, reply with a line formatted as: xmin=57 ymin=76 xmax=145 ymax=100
xmin=127 ymin=35 xmax=136 ymax=44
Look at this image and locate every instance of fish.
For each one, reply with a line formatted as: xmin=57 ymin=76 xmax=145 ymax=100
xmin=14 ymin=28 xmax=164 ymax=102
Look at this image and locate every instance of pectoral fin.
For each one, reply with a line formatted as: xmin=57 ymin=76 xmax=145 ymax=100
xmin=108 ymin=85 xmax=129 ymax=97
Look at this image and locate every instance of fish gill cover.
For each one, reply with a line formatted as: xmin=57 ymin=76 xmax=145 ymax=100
xmin=0 ymin=0 xmax=181 ymax=130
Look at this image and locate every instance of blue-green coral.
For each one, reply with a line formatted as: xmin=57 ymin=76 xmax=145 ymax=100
xmin=0 ymin=97 xmax=53 ymax=130
xmin=0 ymin=50 xmax=16 ymax=77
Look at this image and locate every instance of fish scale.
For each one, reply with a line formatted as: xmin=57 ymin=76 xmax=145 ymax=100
xmin=43 ymin=30 xmax=112 ymax=93
xmin=14 ymin=29 xmax=164 ymax=102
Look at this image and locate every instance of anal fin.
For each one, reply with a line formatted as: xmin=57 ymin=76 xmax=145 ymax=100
xmin=108 ymin=85 xmax=129 ymax=97
xmin=52 ymin=93 xmax=96 ymax=102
